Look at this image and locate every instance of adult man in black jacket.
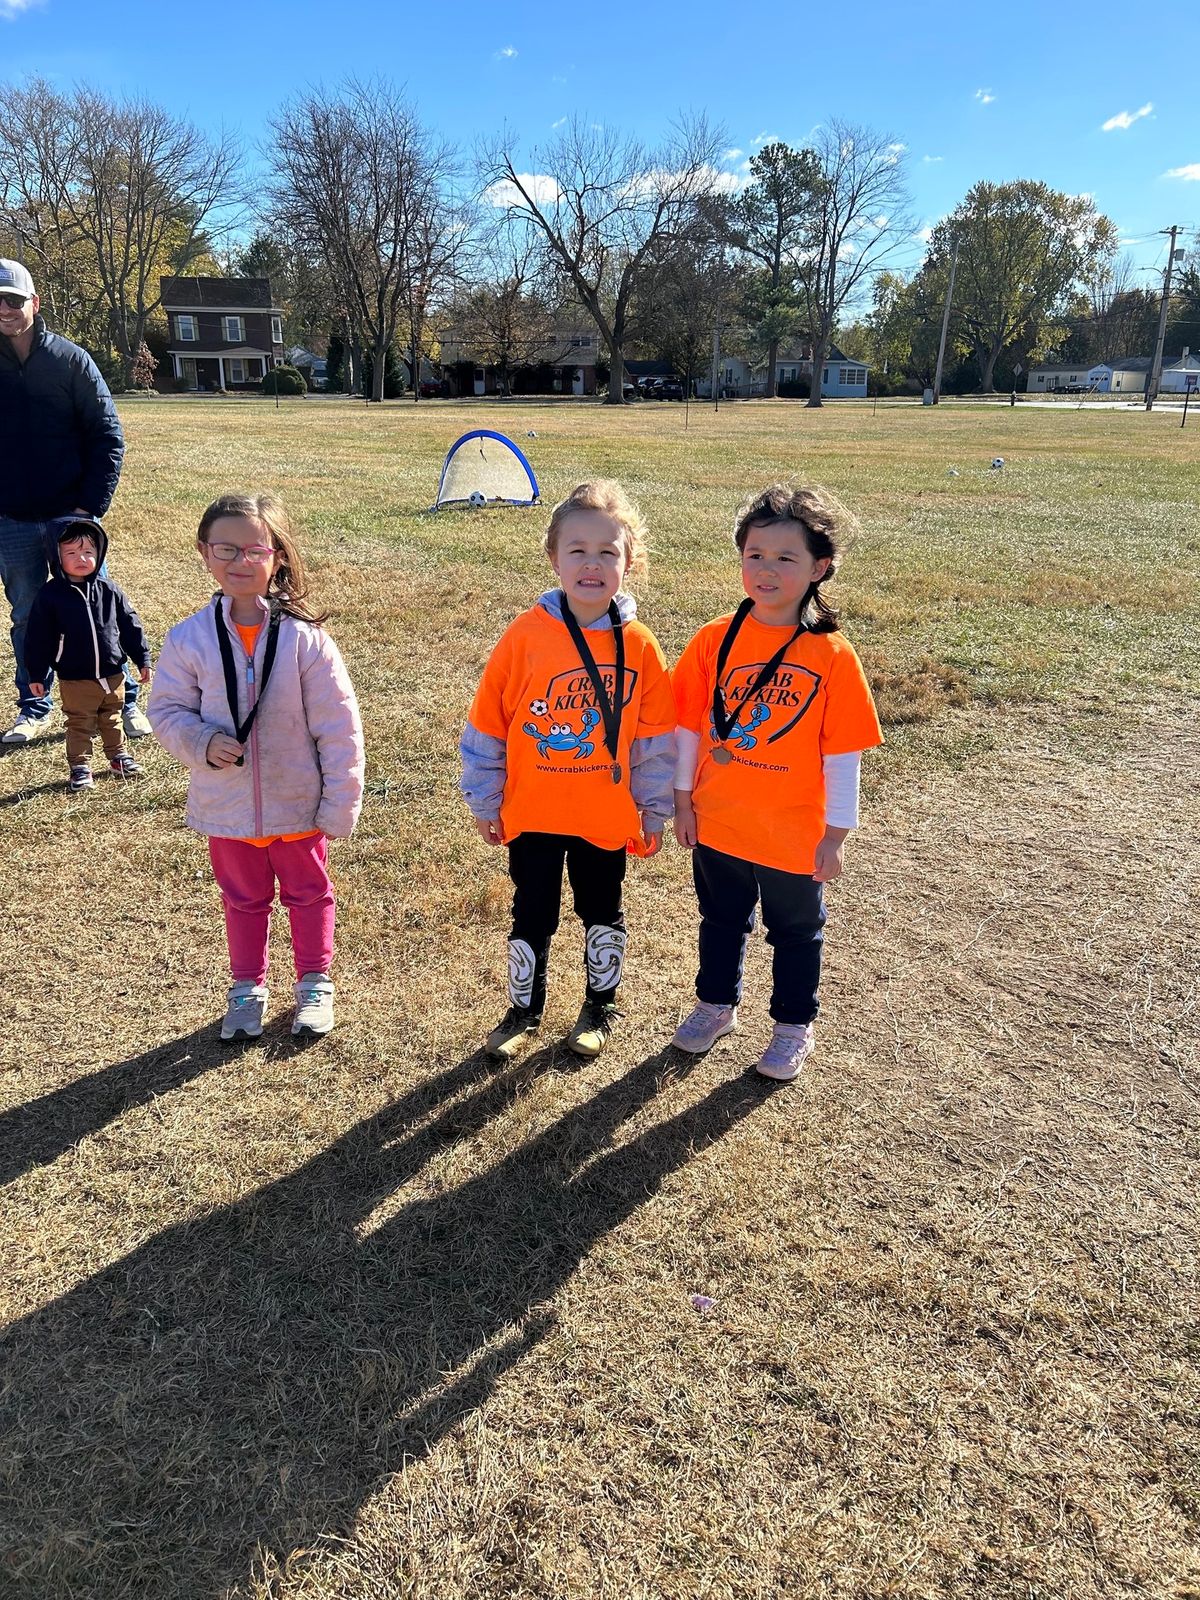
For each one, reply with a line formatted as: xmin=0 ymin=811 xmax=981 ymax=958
xmin=0 ymin=258 xmax=147 ymax=744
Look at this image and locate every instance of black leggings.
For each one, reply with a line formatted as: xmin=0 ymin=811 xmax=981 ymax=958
xmin=508 ymin=832 xmax=627 ymax=1008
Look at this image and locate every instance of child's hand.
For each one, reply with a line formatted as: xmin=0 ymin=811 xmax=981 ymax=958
xmin=139 ymin=665 xmax=152 ymax=684
xmin=206 ymin=731 xmax=244 ymax=768
xmin=673 ymin=791 xmax=698 ymax=850
xmin=28 ymin=681 xmax=44 ymax=698
xmin=813 ymin=826 xmax=850 ymax=883
xmin=640 ymin=813 xmax=664 ymax=857
xmin=474 ymin=816 xmax=505 ymax=846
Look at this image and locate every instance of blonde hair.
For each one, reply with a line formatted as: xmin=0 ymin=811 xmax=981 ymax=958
xmin=543 ymin=479 xmax=649 ymax=580
xmin=732 ymin=482 xmax=859 ymax=634
xmin=196 ymin=492 xmax=328 ymax=625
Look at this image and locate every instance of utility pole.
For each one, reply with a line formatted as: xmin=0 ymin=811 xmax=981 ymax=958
xmin=932 ymin=237 xmax=960 ymax=405
xmin=1145 ymin=225 xmax=1181 ymax=412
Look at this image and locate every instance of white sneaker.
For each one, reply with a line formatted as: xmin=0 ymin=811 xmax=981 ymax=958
xmin=671 ymin=1001 xmax=738 ymax=1054
xmin=753 ymin=1021 xmax=815 ymax=1083
xmin=2 ymin=711 xmax=49 ymax=744
xmin=221 ymin=982 xmax=269 ymax=1041
xmin=122 ymin=703 xmax=153 ymax=739
xmin=292 ymin=972 xmax=334 ymax=1036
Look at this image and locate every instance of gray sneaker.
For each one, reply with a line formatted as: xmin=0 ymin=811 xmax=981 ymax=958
xmin=122 ymin=703 xmax=153 ymax=740
xmin=671 ymin=1001 xmax=737 ymax=1054
xmin=2 ymin=711 xmax=49 ymax=744
xmin=753 ymin=1021 xmax=815 ymax=1083
xmin=221 ymin=981 xmax=269 ymax=1041
xmin=292 ymin=972 xmax=334 ymax=1036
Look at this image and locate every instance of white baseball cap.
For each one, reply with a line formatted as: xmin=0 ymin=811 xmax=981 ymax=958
xmin=0 ymin=260 xmax=36 ymax=301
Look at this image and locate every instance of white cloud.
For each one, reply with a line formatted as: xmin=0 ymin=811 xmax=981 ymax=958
xmin=0 ymin=0 xmax=42 ymax=16
xmin=494 ymin=44 xmax=518 ymax=59
xmin=916 ymin=226 xmax=934 ymax=243
xmin=887 ymin=142 xmax=907 ymax=154
xmin=1102 ymin=102 xmax=1152 ymax=132
xmin=484 ymin=174 xmax=562 ymax=208
xmin=974 ymin=88 xmax=995 ymax=105
xmin=922 ymin=154 xmax=943 ymax=164
xmin=551 ymin=116 xmax=567 ymax=129
xmin=873 ymin=214 xmax=890 ymax=228
xmin=1164 ymin=163 xmax=1200 ymax=181
xmin=724 ymin=147 xmax=743 ymax=161
xmin=1117 ymin=237 xmax=1145 ymax=247
xmin=751 ymin=130 xmax=779 ymax=146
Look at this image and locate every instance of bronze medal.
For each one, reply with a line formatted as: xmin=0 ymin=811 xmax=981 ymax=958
xmin=611 ymin=761 xmax=623 ymax=784
xmin=711 ymin=746 xmax=734 ymax=765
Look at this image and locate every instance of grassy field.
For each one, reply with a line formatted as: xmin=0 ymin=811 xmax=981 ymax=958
xmin=1 ymin=397 xmax=1197 ymax=1599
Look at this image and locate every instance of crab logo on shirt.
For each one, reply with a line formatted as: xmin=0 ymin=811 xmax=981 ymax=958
xmin=523 ymin=702 xmax=600 ymax=759
xmin=709 ymin=701 xmax=770 ymax=750
xmin=716 ymin=660 xmax=821 ymax=745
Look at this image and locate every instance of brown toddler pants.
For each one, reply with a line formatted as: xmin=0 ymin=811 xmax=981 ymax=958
xmin=59 ymin=674 xmax=125 ymax=765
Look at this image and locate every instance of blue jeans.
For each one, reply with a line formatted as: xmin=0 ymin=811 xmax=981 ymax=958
xmin=0 ymin=515 xmax=138 ymax=718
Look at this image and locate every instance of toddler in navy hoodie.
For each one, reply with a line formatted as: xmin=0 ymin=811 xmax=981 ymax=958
xmin=24 ymin=516 xmax=150 ymax=790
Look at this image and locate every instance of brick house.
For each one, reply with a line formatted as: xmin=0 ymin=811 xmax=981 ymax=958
xmin=161 ymin=276 xmax=285 ymax=391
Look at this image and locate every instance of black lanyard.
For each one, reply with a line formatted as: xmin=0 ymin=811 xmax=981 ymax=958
xmin=558 ymin=594 xmax=626 ymax=783
xmin=213 ymin=595 xmax=281 ymax=764
xmin=712 ymin=598 xmax=807 ymax=745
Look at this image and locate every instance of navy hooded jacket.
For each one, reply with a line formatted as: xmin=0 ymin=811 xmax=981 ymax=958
xmin=23 ymin=518 xmax=150 ymax=683
xmin=0 ymin=318 xmax=125 ymax=519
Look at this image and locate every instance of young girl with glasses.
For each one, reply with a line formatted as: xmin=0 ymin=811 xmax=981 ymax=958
xmin=149 ymin=493 xmax=364 ymax=1041
xmin=670 ymin=483 xmax=882 ymax=1082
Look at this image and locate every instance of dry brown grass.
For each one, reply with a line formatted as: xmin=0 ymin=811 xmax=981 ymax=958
xmin=1 ymin=398 xmax=1198 ymax=1599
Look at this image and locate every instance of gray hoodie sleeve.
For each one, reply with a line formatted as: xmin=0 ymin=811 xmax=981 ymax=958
xmin=629 ymin=729 xmax=676 ymax=825
xmin=460 ymin=722 xmax=507 ymax=821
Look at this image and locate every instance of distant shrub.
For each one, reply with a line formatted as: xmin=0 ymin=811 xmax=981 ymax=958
xmin=778 ymin=377 xmax=811 ymax=399
xmin=262 ymin=364 xmax=307 ymax=396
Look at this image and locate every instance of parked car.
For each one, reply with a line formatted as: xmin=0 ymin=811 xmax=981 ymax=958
xmin=419 ymin=378 xmax=443 ymax=398
xmin=657 ymin=378 xmax=684 ymax=401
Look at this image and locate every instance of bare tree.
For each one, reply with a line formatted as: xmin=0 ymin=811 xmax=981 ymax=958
xmin=479 ymin=117 xmax=722 ymax=403
xmin=0 ymin=79 xmax=240 ymax=380
xmin=446 ymin=221 xmax=570 ymax=395
xmin=794 ymin=122 xmax=911 ymax=408
xmin=268 ymin=79 xmax=461 ymax=404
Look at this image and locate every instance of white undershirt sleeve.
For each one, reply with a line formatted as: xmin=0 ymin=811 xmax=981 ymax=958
xmin=673 ymin=726 xmax=700 ymax=790
xmin=822 ymin=750 xmax=862 ymax=828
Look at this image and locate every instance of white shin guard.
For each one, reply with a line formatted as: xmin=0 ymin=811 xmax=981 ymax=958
xmin=585 ymin=924 xmax=626 ymax=997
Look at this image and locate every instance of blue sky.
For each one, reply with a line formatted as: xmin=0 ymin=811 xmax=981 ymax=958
xmin=4 ymin=0 xmax=1197 ymax=289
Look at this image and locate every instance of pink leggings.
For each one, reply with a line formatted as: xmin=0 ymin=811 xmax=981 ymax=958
xmin=208 ymin=834 xmax=335 ymax=984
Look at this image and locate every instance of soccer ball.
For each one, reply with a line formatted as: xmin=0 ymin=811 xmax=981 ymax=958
xmin=468 ymin=490 xmax=487 ymax=507
xmin=526 ymin=430 xmax=537 ymax=438
xmin=990 ymin=456 xmax=1005 ymax=470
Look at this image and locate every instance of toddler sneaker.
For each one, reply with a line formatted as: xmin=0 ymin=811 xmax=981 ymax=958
xmin=568 ymin=999 xmax=618 ymax=1059
xmin=221 ymin=981 xmax=269 ymax=1041
xmin=68 ymin=764 xmax=94 ymax=792
xmin=486 ymin=1004 xmax=541 ymax=1062
xmin=671 ymin=1001 xmax=738 ymax=1054
xmin=122 ymin=703 xmax=153 ymax=740
xmin=109 ymin=751 xmax=143 ymax=778
xmin=292 ymin=972 xmax=335 ymax=1036
xmin=753 ymin=1021 xmax=815 ymax=1083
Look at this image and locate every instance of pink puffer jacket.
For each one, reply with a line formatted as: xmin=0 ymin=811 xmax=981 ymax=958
xmin=148 ymin=595 xmax=365 ymax=839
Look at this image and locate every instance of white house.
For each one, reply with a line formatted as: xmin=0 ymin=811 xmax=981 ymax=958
xmin=1026 ymin=362 xmax=1113 ymax=393
xmin=696 ymin=341 xmax=870 ymax=398
xmin=1160 ymin=352 xmax=1200 ymax=393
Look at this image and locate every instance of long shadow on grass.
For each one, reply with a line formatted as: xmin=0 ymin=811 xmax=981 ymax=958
xmin=0 ymin=1042 xmax=775 ymax=1598
xmin=0 ymin=1026 xmax=233 ymax=1186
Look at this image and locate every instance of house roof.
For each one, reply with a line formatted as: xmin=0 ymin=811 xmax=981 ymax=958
xmin=1111 ymin=356 xmax=1152 ymax=372
xmin=160 ymin=276 xmax=277 ymax=309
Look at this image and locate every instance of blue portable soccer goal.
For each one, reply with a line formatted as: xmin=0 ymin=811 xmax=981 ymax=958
xmin=432 ymin=429 xmax=540 ymax=509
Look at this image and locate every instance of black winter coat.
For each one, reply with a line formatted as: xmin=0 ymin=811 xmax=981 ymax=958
xmin=0 ymin=318 xmax=125 ymax=519
xmin=23 ymin=518 xmax=150 ymax=683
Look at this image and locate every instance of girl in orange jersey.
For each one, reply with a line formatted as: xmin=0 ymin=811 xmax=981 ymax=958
xmin=670 ymin=483 xmax=882 ymax=1082
xmin=460 ymin=481 xmax=676 ymax=1062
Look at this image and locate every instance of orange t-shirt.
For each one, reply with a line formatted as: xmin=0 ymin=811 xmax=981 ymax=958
xmin=673 ymin=613 xmax=882 ymax=874
xmin=468 ymin=603 xmax=676 ymax=851
xmin=233 ymin=618 xmax=320 ymax=850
